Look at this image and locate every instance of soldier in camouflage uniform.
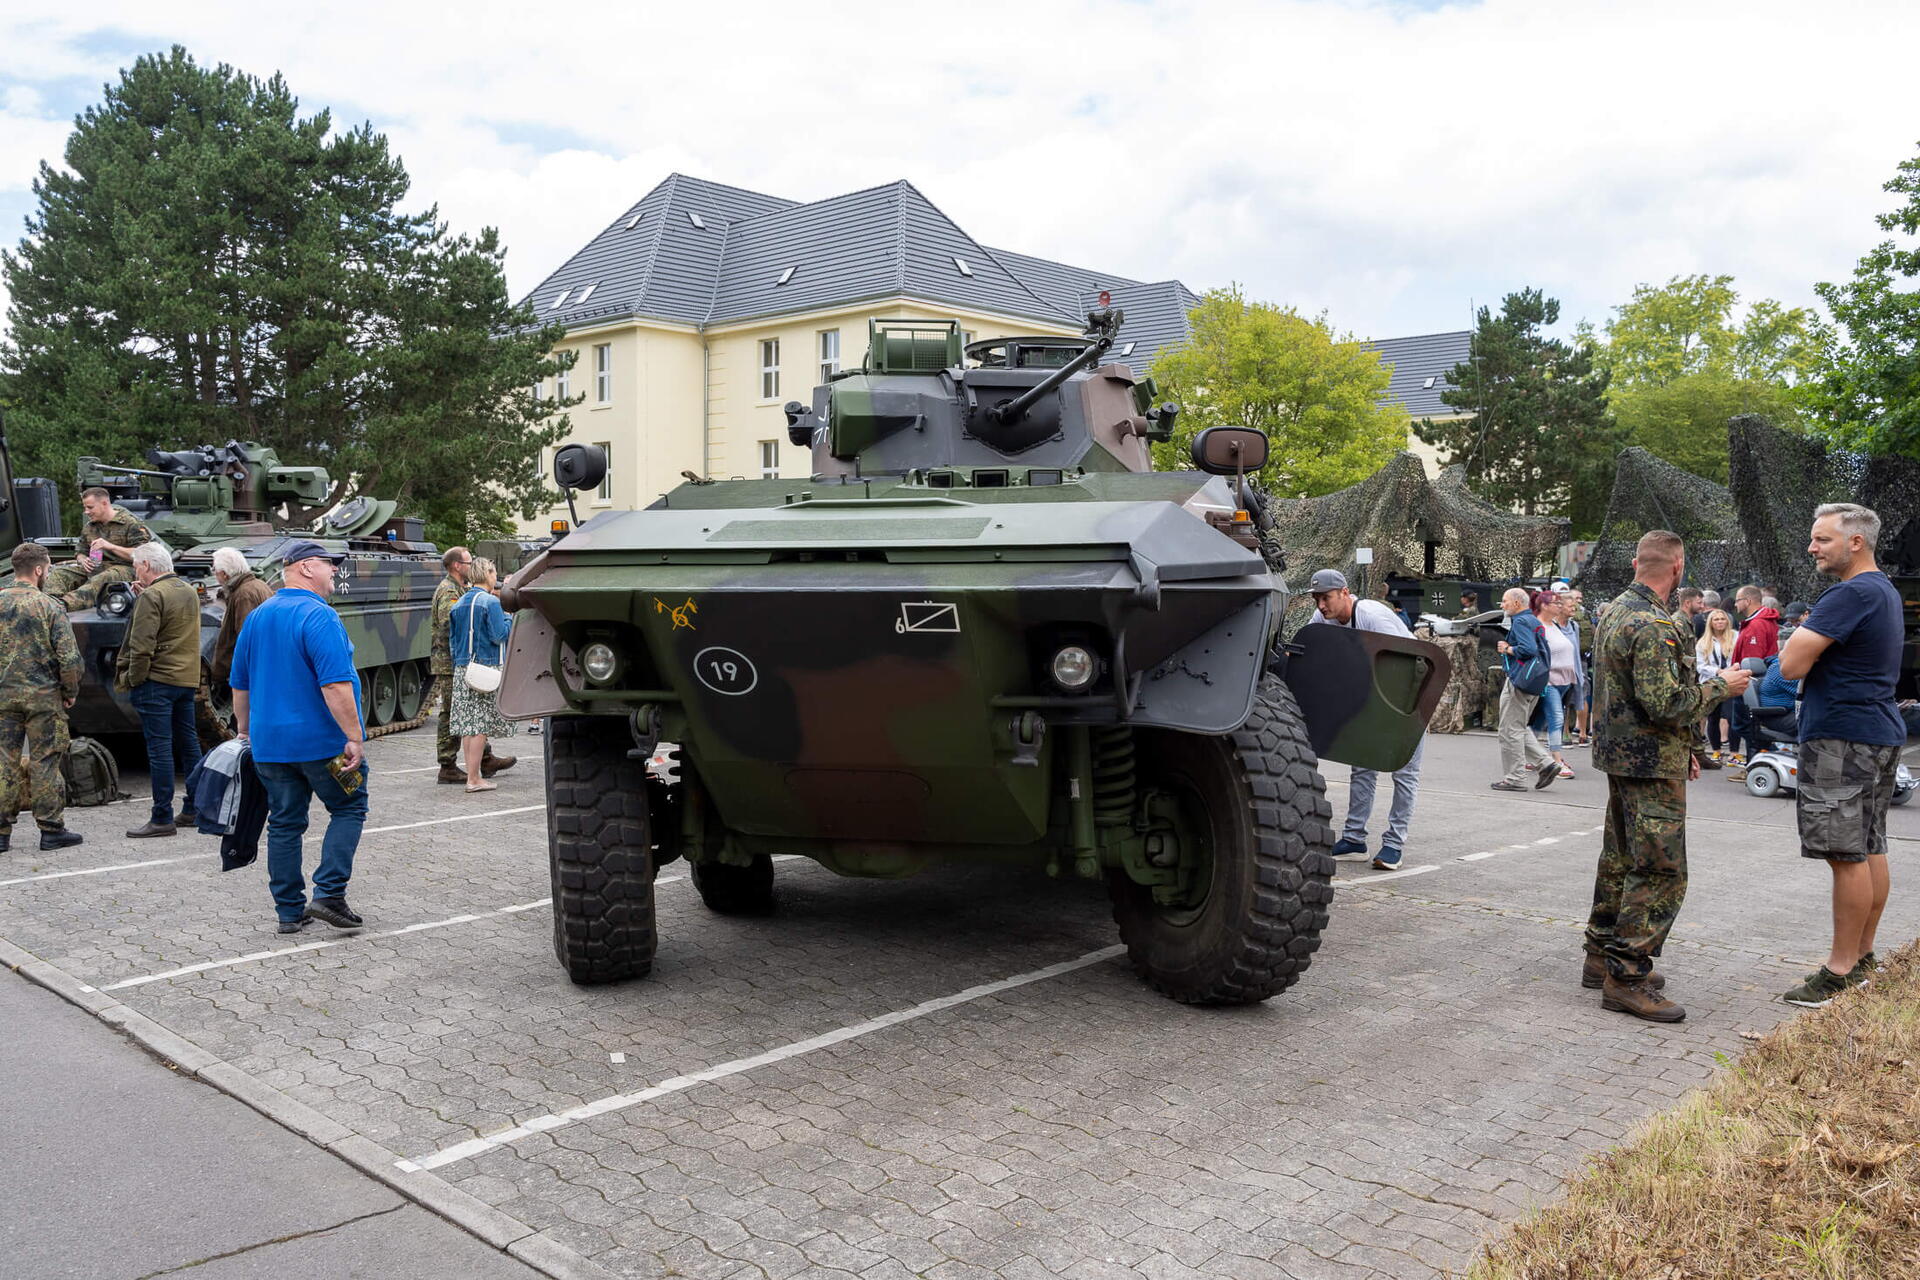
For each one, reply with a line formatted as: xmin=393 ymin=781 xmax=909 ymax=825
xmin=1583 ymin=530 xmax=1750 ymax=1022
xmin=44 ymin=486 xmax=153 ymax=609
xmin=0 ymin=544 xmax=86 ymax=853
xmin=431 ymin=548 xmax=514 ymax=784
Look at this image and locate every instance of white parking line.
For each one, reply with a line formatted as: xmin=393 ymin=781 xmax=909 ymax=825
xmin=364 ymin=805 xmax=545 ymax=834
xmin=1331 ymin=824 xmax=1608 ymax=887
xmin=395 ymin=944 xmax=1128 ymax=1173
xmin=0 ymin=855 xmax=196 ymax=888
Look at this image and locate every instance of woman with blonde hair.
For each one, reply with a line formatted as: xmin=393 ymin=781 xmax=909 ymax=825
xmin=447 ymin=556 xmax=515 ymax=793
xmin=1696 ymin=608 xmax=1736 ymax=764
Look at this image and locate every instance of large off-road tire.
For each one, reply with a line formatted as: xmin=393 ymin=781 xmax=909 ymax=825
xmin=1109 ymin=678 xmax=1334 ymax=1005
xmin=691 ymin=854 xmax=775 ymax=916
xmin=547 ymin=715 xmax=657 ymax=984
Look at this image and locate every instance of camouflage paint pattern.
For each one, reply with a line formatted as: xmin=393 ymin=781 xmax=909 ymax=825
xmin=1584 ymin=774 xmax=1687 ymax=980
xmin=44 ymin=503 xmax=151 ymax=599
xmin=1591 ymin=581 xmax=1732 ymax=779
xmin=0 ymin=581 xmax=81 ymax=831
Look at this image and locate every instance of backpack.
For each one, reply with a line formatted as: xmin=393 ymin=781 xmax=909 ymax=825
xmin=64 ymin=736 xmax=129 ymax=807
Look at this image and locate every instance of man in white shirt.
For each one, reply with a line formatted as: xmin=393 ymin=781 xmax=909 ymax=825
xmin=1306 ymin=569 xmax=1425 ymax=871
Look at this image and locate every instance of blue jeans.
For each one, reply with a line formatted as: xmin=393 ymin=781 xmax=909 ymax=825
xmin=1541 ymin=684 xmax=1568 ymax=752
xmin=129 ymin=681 xmax=203 ymax=824
xmin=257 ymin=757 xmax=371 ymax=923
xmin=1343 ymin=735 xmax=1425 ymax=849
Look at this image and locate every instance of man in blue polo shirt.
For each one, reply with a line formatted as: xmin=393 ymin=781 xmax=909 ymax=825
xmin=1776 ymin=503 xmax=1905 ymax=1007
xmin=229 ymin=541 xmax=369 ymax=935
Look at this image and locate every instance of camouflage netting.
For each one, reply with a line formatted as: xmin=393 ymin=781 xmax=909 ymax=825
xmin=1581 ymin=447 xmax=1748 ymax=602
xmin=1583 ymin=417 xmax=1920 ymax=602
xmin=1265 ymin=451 xmax=1569 ymax=635
xmin=1728 ymin=414 xmax=1920 ymax=598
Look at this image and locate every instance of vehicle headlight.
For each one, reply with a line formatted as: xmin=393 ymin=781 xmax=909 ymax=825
xmin=1049 ymin=645 xmax=1098 ymax=692
xmin=101 ymin=589 xmax=133 ymax=617
xmin=581 ymin=642 xmax=619 ymax=684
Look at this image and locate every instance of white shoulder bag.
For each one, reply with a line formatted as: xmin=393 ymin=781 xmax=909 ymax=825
xmin=462 ymin=591 xmax=503 ymax=692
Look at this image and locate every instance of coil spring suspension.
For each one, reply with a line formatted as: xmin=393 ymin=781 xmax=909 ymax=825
xmin=1090 ymin=726 xmax=1137 ymax=826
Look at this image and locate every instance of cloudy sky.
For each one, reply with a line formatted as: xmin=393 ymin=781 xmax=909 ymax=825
xmin=2 ymin=1 xmax=1916 ymax=343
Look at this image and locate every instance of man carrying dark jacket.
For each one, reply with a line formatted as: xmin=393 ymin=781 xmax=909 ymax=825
xmin=1491 ymin=587 xmax=1557 ymax=792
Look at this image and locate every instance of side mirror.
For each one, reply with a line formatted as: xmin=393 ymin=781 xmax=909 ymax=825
xmin=553 ymin=443 xmax=608 ymax=493
xmin=1189 ymin=426 xmax=1269 ymax=476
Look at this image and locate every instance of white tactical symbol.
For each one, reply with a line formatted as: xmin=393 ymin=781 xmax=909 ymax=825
xmin=896 ymin=602 xmax=960 ymax=634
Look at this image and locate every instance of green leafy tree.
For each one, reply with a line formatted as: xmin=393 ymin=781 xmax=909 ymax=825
xmin=0 ymin=47 xmax=573 ymax=543
xmin=1415 ymin=288 xmax=1617 ymax=531
xmin=1807 ymin=141 xmax=1920 ymax=460
xmin=1580 ymin=274 xmax=1822 ymax=483
xmin=1146 ymin=286 xmax=1407 ymax=496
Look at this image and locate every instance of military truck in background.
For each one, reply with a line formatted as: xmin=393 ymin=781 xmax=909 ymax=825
xmin=499 ymin=310 xmax=1449 ymax=1007
xmin=0 ymin=429 xmax=443 ymax=743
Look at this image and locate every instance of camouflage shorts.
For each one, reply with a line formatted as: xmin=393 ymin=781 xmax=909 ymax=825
xmin=1797 ymin=738 xmax=1900 ymax=862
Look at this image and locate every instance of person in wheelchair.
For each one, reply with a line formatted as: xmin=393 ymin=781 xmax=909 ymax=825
xmin=1747 ymin=654 xmax=1802 ymax=749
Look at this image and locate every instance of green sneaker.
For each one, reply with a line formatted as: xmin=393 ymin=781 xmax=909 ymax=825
xmin=1782 ymin=966 xmax=1851 ymax=1008
xmin=1846 ymin=952 xmax=1878 ymax=988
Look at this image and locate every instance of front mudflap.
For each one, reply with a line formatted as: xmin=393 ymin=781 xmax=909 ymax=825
xmin=1280 ymin=625 xmax=1451 ymax=772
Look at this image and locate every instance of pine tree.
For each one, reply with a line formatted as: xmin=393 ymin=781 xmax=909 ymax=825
xmin=0 ymin=46 xmax=573 ymax=542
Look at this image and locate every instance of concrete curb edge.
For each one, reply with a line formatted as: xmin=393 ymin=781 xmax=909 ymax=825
xmin=3 ymin=939 xmax=619 ymax=1280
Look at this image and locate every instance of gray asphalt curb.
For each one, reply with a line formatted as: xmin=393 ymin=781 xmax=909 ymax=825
xmin=1 ymin=935 xmax=620 ymax=1280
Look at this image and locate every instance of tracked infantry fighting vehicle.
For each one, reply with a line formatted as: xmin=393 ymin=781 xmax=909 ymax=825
xmin=501 ymin=311 xmax=1448 ymax=1005
xmin=9 ymin=441 xmax=444 ymax=741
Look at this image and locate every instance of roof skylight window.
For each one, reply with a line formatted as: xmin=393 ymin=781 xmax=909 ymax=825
xmin=777 ymin=266 xmax=796 ymax=285
xmin=687 ymin=211 xmax=706 ymax=229
xmin=625 ymin=214 xmax=643 ymax=230
xmin=574 ymin=283 xmax=596 ymax=305
xmin=1119 ymin=342 xmax=1136 ymax=356
xmin=1422 ymin=376 xmax=1436 ymax=389
xmin=551 ymin=288 xmax=571 ymax=309
xmin=952 ymin=256 xmax=973 ymax=277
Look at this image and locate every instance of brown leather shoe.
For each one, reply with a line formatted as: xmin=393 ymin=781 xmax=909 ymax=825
xmin=436 ymin=765 xmax=466 ymax=784
xmin=1582 ymin=954 xmax=1664 ymax=989
xmin=1601 ymin=975 xmax=1685 ymax=1022
xmin=125 ymin=821 xmax=178 ymax=839
xmin=480 ymin=753 xmax=517 ymax=777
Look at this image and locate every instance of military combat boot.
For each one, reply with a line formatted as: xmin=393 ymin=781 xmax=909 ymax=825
xmin=1582 ymin=954 xmax=1664 ymax=989
xmin=0 ymin=828 xmax=9 ymax=853
xmin=480 ymin=753 xmax=517 ymax=776
xmin=1601 ymin=975 xmax=1685 ymax=1022
xmin=436 ymin=765 xmax=465 ymax=784
xmin=39 ymin=827 xmax=84 ymax=851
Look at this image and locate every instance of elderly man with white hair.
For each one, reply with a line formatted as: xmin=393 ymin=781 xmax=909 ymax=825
xmin=115 ymin=541 xmax=206 ymax=837
xmin=210 ymin=546 xmax=272 ymax=694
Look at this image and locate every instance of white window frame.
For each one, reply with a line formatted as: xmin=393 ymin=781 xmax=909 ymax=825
xmin=557 ymin=360 xmax=571 ymax=402
xmin=594 ymin=441 xmax=613 ymax=504
xmin=759 ymin=440 xmax=780 ymax=479
xmin=759 ymin=338 xmax=780 ymax=400
xmin=594 ymin=343 xmax=612 ymax=404
xmin=818 ymin=329 xmax=840 ymax=382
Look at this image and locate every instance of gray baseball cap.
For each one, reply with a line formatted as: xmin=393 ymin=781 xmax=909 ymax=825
xmin=1308 ymin=569 xmax=1348 ymax=594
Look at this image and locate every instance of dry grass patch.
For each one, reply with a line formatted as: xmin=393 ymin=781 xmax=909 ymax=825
xmin=1471 ymin=940 xmax=1920 ymax=1279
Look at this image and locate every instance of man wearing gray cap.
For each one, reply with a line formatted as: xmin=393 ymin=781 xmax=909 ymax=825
xmin=1307 ymin=569 xmax=1423 ymax=870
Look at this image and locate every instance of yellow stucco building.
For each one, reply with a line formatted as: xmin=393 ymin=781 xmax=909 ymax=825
xmin=519 ymin=176 xmax=1198 ymax=530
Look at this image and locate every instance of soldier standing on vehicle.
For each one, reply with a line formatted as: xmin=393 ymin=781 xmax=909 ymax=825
xmin=432 ymin=546 xmax=512 ymax=785
xmin=44 ymin=487 xmax=153 ymax=609
xmin=1584 ymin=530 xmax=1750 ymax=1022
xmin=0 ymin=544 xmax=85 ymax=853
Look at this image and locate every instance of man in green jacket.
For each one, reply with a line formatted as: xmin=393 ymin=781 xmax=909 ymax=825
xmin=1583 ymin=530 xmax=1751 ymax=1022
xmin=117 ymin=542 xmax=205 ymax=838
xmin=0 ymin=543 xmax=85 ymax=853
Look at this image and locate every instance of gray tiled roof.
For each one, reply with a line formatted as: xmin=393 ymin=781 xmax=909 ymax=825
xmin=1364 ymin=330 xmax=1474 ymax=418
xmin=516 ymin=174 xmax=1174 ymax=339
xmin=1086 ymin=281 xmax=1202 ymax=378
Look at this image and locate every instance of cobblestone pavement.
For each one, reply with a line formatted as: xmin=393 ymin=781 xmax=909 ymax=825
xmin=4 ymin=727 xmax=1916 ymax=1279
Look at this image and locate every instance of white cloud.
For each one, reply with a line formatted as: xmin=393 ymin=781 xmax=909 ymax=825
xmin=1 ymin=0 xmax=1916 ymax=339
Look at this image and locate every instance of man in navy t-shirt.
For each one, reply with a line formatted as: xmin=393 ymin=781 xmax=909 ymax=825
xmin=1776 ymin=503 xmax=1905 ymax=1008
xmin=230 ymin=541 xmax=370 ymax=935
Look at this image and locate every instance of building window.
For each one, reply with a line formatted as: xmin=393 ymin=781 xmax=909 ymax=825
xmin=760 ymin=440 xmax=780 ymax=479
xmin=818 ymin=329 xmax=840 ymax=381
xmin=594 ymin=343 xmax=612 ymax=404
xmin=557 ymin=360 xmax=571 ymax=402
xmin=595 ymin=442 xmax=613 ymax=502
xmin=531 ymin=378 xmax=542 ymax=407
xmin=760 ymin=338 xmax=780 ymax=399
xmin=535 ymin=448 xmax=546 ymax=480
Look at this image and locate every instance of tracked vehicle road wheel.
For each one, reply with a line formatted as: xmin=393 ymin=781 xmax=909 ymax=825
xmin=1109 ymin=678 xmax=1334 ymax=1005
xmin=691 ymin=855 xmax=775 ymax=916
xmin=395 ymin=660 xmax=426 ymax=722
xmin=547 ymin=715 xmax=656 ymax=984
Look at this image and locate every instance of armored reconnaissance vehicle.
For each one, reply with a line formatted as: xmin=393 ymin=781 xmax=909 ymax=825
xmin=7 ymin=440 xmax=444 ymax=741
xmin=500 ymin=311 xmax=1448 ymax=1005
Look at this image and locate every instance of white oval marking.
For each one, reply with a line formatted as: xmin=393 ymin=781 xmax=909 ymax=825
xmin=693 ymin=646 xmax=759 ymax=696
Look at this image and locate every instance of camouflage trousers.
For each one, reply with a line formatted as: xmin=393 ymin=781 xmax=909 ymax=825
xmin=1584 ymin=774 xmax=1687 ymax=980
xmin=0 ymin=704 xmax=70 ymax=831
xmin=43 ymin=561 xmax=133 ymax=608
xmin=432 ymin=673 xmax=457 ymax=766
